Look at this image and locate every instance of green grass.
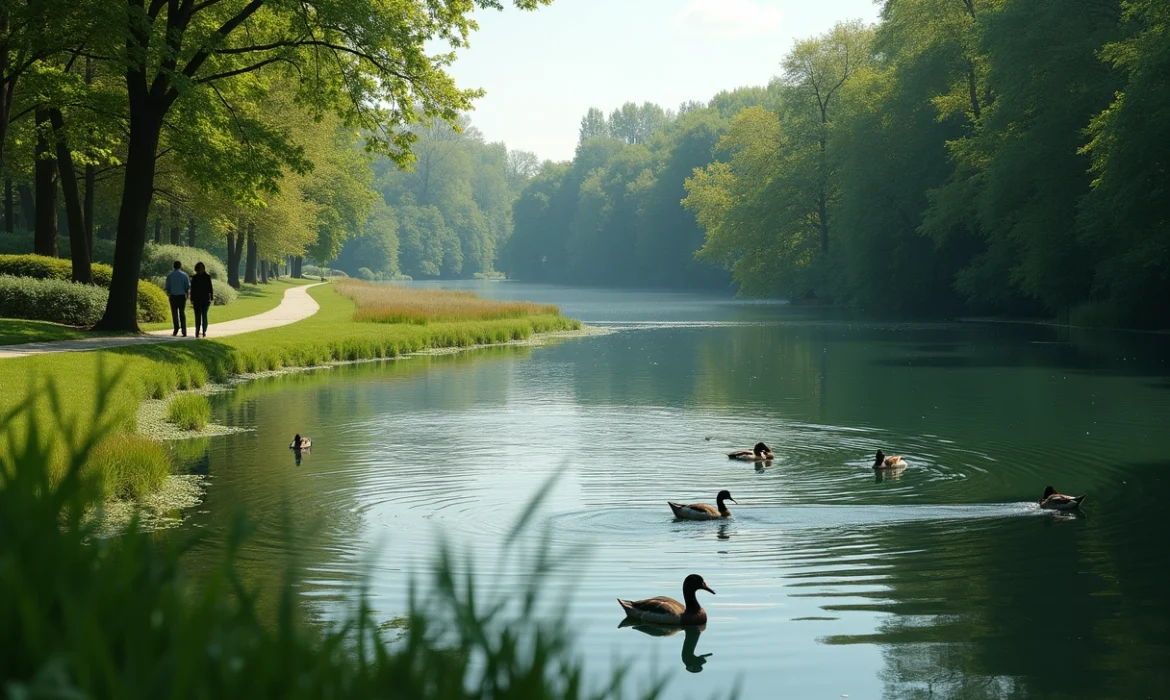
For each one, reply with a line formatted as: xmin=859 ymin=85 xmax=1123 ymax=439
xmin=81 ymin=433 xmax=172 ymax=500
xmin=0 ymin=319 xmax=94 ymax=346
xmin=166 ymin=394 xmax=211 ymax=431
xmin=0 ymin=283 xmax=579 ymax=498
xmin=140 ymin=277 xmax=317 ymax=331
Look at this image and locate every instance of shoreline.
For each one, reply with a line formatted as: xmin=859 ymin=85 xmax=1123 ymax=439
xmin=102 ymin=324 xmax=608 ymax=531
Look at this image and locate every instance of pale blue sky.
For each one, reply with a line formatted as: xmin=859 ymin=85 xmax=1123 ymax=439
xmin=444 ymin=0 xmax=881 ymax=162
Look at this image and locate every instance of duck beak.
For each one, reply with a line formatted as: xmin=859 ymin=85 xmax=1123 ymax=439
xmin=729 ymin=499 xmax=739 ymax=504
xmin=701 ymin=583 xmax=715 ymax=595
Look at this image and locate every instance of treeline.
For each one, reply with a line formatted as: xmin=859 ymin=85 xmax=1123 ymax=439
xmin=334 ymin=119 xmax=539 ymax=281
xmin=507 ymin=0 xmax=1170 ymax=327
xmin=0 ymin=0 xmax=547 ymax=331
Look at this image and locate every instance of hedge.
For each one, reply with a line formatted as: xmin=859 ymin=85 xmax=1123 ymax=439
xmin=141 ymin=244 xmax=228 ymax=281
xmin=0 ymin=277 xmax=110 ymax=325
xmin=0 ymin=255 xmax=168 ymax=323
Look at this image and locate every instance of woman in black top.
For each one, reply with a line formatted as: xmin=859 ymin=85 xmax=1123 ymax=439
xmin=191 ymin=261 xmax=214 ymax=338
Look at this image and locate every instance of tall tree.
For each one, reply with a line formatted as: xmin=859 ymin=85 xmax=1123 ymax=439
xmin=90 ymin=0 xmax=553 ymax=332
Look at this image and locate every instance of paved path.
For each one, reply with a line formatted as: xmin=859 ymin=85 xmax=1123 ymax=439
xmin=0 ymin=282 xmax=325 ymax=360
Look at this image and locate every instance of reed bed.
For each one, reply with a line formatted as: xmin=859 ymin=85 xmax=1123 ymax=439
xmin=166 ymin=394 xmax=211 ymax=431
xmin=337 ymin=279 xmax=561 ymax=324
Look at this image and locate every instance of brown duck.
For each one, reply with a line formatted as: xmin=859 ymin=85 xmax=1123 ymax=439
xmin=668 ymin=490 xmax=736 ymax=520
xmin=728 ymin=442 xmax=773 ymax=461
xmin=617 ymin=574 xmax=714 ymax=626
xmin=1040 ymin=486 xmax=1086 ymax=510
xmin=873 ymin=449 xmax=907 ymax=470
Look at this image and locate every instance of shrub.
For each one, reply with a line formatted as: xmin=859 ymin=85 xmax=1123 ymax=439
xmin=166 ymin=394 xmax=211 ymax=431
xmin=0 ymin=276 xmax=109 ymax=325
xmin=82 ymin=434 xmax=172 ymax=500
xmin=140 ymin=244 xmax=228 ymax=281
xmin=0 ymin=254 xmax=171 ymax=323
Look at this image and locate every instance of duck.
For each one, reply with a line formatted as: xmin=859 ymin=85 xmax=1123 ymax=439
xmin=873 ymin=449 xmax=907 ymax=470
xmin=728 ymin=442 xmax=773 ymax=461
xmin=1039 ymin=486 xmax=1086 ymax=510
xmin=290 ymin=433 xmax=312 ymax=450
xmin=617 ymin=574 xmax=714 ymax=626
xmin=668 ymin=490 xmax=737 ymax=520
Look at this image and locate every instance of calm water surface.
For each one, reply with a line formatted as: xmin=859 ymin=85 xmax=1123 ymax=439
xmin=178 ymin=282 xmax=1170 ymax=699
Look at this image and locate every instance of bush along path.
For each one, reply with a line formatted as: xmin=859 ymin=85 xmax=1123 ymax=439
xmin=0 ymin=283 xmax=326 ymax=360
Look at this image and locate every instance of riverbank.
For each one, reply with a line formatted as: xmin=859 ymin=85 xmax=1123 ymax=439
xmin=0 ymin=283 xmax=581 ymax=504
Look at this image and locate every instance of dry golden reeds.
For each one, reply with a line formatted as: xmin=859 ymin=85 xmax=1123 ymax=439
xmin=337 ymin=279 xmax=561 ymax=324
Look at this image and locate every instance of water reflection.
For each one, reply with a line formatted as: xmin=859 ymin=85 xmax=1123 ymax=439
xmin=176 ymin=285 xmax=1170 ymax=700
xmin=618 ymin=621 xmax=712 ymax=673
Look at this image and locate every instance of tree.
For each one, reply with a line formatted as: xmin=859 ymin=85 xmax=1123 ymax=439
xmin=90 ymin=0 xmax=552 ymax=332
xmin=578 ymin=107 xmax=608 ymax=145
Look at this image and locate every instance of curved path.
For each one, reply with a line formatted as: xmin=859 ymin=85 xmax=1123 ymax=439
xmin=0 ymin=282 xmax=325 ymax=360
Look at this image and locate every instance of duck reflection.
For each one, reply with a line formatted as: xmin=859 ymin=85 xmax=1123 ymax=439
xmin=754 ymin=459 xmax=774 ymax=473
xmin=293 ymin=448 xmax=309 ymax=467
xmin=874 ymin=466 xmax=904 ymax=483
xmin=716 ymin=521 xmax=731 ymax=541
xmin=617 ymin=621 xmax=712 ymax=673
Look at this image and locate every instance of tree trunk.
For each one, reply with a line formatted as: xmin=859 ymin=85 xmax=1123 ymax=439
xmin=34 ymin=109 xmax=59 ymax=257
xmin=48 ymin=108 xmax=91 ymax=283
xmin=0 ymin=10 xmax=14 ymax=193
xmin=94 ymin=102 xmax=165 ymax=332
xmin=818 ymin=188 xmax=829 ymax=254
xmin=3 ymin=177 xmax=12 ymax=233
xmin=154 ymin=216 xmax=162 ymax=244
xmin=17 ymin=184 xmax=34 ymax=230
xmin=187 ymin=215 xmax=196 ymax=247
xmin=259 ymin=258 xmax=268 ymax=283
xmin=244 ymin=224 xmax=258 ymax=284
xmin=83 ymin=58 xmax=95 ymax=256
xmin=226 ymin=226 xmax=244 ymax=289
xmin=294 ymin=256 xmax=303 ymax=278
xmin=84 ymin=164 xmax=95 ymax=254
xmin=169 ymin=204 xmax=180 ymax=244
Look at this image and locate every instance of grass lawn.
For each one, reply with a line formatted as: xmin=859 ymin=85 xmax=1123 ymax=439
xmin=0 ymin=283 xmax=578 ymax=495
xmin=0 ymin=319 xmax=114 ymax=346
xmin=140 ymin=277 xmax=317 ymax=331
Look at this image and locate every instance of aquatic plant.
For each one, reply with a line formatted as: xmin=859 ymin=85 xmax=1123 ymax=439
xmin=166 ymin=394 xmax=211 ymax=431
xmin=0 ymin=377 xmax=676 ymax=700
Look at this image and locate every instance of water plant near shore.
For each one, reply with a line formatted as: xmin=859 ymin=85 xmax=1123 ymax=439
xmin=166 ymin=394 xmax=211 ymax=431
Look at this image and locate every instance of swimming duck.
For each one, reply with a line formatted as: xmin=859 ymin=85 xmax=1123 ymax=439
xmin=290 ymin=434 xmax=312 ymax=449
xmin=873 ymin=450 xmax=907 ymax=470
xmin=668 ymin=490 xmax=737 ymax=520
xmin=617 ymin=574 xmax=714 ymax=626
xmin=728 ymin=442 xmax=773 ymax=461
xmin=1039 ymin=486 xmax=1086 ymax=510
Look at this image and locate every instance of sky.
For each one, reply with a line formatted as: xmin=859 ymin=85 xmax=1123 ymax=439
xmin=442 ymin=0 xmax=882 ymax=162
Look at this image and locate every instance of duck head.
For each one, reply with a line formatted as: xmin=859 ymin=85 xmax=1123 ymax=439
xmin=1041 ymin=485 xmax=1056 ymax=502
xmin=754 ymin=442 xmax=771 ymax=455
xmin=683 ymin=573 xmax=715 ymax=596
xmin=874 ymin=450 xmax=886 ymax=465
xmin=716 ymin=489 xmax=738 ymax=505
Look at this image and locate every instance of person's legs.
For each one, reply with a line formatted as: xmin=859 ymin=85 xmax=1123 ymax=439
xmin=170 ymin=295 xmax=183 ymax=334
xmin=201 ymin=301 xmax=210 ymax=334
xmin=192 ymin=302 xmax=203 ymax=337
xmin=194 ymin=301 xmax=209 ymax=335
xmin=177 ymin=297 xmax=187 ymax=335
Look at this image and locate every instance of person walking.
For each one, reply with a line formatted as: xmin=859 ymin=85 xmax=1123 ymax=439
xmin=190 ymin=261 xmax=214 ymax=338
xmin=165 ymin=260 xmax=190 ymax=337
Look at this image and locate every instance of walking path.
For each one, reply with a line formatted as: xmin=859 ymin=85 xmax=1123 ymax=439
xmin=0 ymin=282 xmax=325 ymax=360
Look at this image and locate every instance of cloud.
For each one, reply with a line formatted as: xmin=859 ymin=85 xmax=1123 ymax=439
xmin=676 ymin=0 xmax=783 ymax=38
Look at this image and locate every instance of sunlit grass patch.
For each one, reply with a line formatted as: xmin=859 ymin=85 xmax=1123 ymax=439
xmin=83 ymin=433 xmax=172 ymax=500
xmin=166 ymin=394 xmax=211 ymax=431
xmin=337 ymin=279 xmax=561 ymax=324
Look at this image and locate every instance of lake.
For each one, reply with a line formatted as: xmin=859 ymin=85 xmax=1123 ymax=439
xmin=176 ymin=282 xmax=1170 ymax=699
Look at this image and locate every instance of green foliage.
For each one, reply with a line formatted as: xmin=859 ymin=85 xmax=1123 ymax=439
xmin=0 ymin=254 xmax=169 ymax=323
xmin=140 ymin=245 xmax=229 ymax=281
xmin=82 ymin=434 xmax=172 ymax=500
xmin=166 ymin=394 xmax=212 ymax=432
xmin=0 ymin=380 xmax=667 ymax=700
xmin=0 ymin=276 xmax=109 ymax=325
